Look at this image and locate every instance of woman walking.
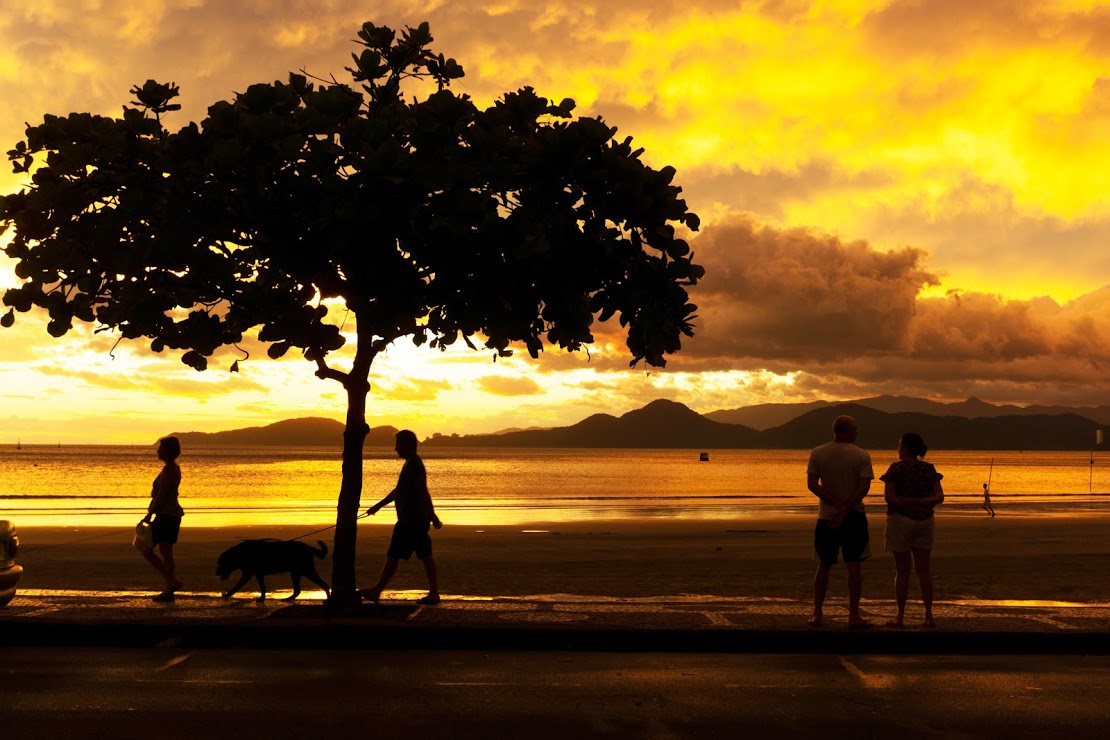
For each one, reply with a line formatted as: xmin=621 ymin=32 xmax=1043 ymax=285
xmin=141 ymin=436 xmax=184 ymax=602
xmin=881 ymin=432 xmax=944 ymax=627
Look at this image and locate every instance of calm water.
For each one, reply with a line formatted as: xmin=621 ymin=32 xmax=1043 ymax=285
xmin=1 ymin=445 xmax=1108 ymax=528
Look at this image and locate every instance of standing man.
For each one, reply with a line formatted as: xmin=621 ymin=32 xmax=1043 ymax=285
xmin=361 ymin=429 xmax=442 ymax=605
xmin=807 ymin=415 xmax=874 ymax=628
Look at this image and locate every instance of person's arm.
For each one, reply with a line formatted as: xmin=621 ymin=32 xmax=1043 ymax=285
xmin=917 ymin=479 xmax=944 ymax=508
xmin=418 ymin=470 xmax=441 ymax=529
xmin=850 ymin=476 xmax=871 ymax=506
xmin=891 ymin=479 xmax=945 ymax=511
xmin=807 ymin=474 xmax=840 ymax=507
xmin=366 ymin=488 xmax=396 ymax=515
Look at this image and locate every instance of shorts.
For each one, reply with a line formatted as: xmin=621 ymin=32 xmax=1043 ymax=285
xmin=151 ymin=515 xmax=181 ymax=545
xmin=884 ymin=513 xmax=935 ymax=552
xmin=814 ymin=509 xmax=870 ymax=565
xmin=387 ymin=521 xmax=432 ymax=560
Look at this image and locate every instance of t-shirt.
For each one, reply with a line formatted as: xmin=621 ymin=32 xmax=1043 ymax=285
xmin=807 ymin=442 xmax=874 ymax=519
xmin=880 ymin=459 xmax=943 ymax=520
xmin=393 ymin=455 xmax=428 ymax=524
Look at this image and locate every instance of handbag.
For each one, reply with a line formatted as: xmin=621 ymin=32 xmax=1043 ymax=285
xmin=133 ymin=521 xmax=154 ymax=553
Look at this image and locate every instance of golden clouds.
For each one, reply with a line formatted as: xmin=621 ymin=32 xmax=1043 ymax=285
xmin=1 ymin=2 xmax=1109 ymax=441
xmin=476 ymin=375 xmax=544 ymax=396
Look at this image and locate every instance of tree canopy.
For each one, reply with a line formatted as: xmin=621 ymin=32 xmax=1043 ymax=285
xmin=0 ymin=21 xmax=704 ymax=605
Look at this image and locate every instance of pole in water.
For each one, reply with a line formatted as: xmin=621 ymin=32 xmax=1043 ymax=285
xmin=1094 ymin=429 xmax=1103 ymax=494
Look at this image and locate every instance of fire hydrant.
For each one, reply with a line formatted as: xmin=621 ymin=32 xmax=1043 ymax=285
xmin=0 ymin=520 xmax=22 ymax=606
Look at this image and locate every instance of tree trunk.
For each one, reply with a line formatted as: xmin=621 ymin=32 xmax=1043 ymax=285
xmin=329 ymin=376 xmax=370 ymax=608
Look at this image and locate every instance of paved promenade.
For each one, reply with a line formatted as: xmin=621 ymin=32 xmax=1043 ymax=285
xmin=4 ymin=589 xmax=1110 ymax=653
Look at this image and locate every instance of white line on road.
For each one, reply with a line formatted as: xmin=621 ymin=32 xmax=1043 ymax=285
xmin=701 ymin=611 xmax=734 ymax=626
xmin=18 ymin=607 xmax=59 ymax=617
xmin=155 ymin=654 xmax=193 ymax=673
xmin=839 ymin=656 xmax=896 ymax=689
xmin=1026 ymin=616 xmax=1078 ymax=630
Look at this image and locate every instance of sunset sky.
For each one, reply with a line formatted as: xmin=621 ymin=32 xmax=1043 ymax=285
xmin=2 ymin=0 xmax=1109 ymax=444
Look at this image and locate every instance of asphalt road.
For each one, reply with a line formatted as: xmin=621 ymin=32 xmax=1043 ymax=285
xmin=5 ymin=648 xmax=1110 ymax=738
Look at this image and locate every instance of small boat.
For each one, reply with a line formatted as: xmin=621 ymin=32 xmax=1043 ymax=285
xmin=699 ymin=452 xmax=710 ymax=462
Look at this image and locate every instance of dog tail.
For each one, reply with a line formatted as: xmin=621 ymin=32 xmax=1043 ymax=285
xmin=314 ymin=540 xmax=328 ymax=559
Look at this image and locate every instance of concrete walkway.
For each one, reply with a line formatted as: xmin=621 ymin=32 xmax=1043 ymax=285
xmin=5 ymin=589 xmax=1110 ymax=653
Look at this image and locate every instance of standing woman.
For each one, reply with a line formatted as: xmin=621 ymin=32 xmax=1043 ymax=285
xmin=142 ymin=436 xmax=184 ymax=602
xmin=881 ymin=432 xmax=944 ymax=627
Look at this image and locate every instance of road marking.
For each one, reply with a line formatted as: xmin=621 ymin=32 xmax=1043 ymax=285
xmin=155 ymin=654 xmax=193 ymax=672
xmin=18 ymin=607 xmax=59 ymax=617
xmin=838 ymin=657 xmax=896 ymax=689
xmin=1026 ymin=616 xmax=1077 ymax=630
xmin=701 ymin=611 xmax=734 ymax=626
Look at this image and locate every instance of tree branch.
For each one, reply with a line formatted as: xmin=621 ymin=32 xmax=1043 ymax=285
xmin=314 ymin=356 xmax=348 ymax=384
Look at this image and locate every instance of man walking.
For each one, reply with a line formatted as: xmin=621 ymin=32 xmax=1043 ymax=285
xmin=807 ymin=415 xmax=874 ymax=628
xmin=361 ymin=429 xmax=442 ymax=605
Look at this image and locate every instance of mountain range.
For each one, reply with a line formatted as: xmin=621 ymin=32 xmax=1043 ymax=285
xmin=170 ymin=417 xmax=396 ymax=447
xmin=168 ymin=397 xmax=1108 ymax=451
xmin=425 ymin=400 xmax=1106 ymax=451
xmin=703 ymin=395 xmax=1110 ymax=429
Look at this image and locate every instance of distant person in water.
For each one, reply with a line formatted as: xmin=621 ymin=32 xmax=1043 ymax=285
xmin=982 ymin=482 xmax=995 ymax=517
xmin=141 ymin=436 xmax=184 ymax=602
xmin=807 ymin=415 xmax=875 ymax=628
xmin=881 ymin=432 xmax=945 ymax=628
xmin=360 ymin=430 xmax=442 ymax=605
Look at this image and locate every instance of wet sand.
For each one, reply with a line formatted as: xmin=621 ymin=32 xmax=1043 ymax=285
xmin=12 ymin=514 xmax=1110 ymax=603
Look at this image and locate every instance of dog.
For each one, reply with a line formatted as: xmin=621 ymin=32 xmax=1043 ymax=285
xmin=215 ymin=539 xmax=330 ymax=601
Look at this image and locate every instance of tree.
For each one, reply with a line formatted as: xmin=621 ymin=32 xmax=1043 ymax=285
xmin=0 ymin=21 xmax=703 ymax=606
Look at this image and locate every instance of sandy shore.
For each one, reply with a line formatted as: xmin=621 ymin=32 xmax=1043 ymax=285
xmin=10 ymin=514 xmax=1110 ymax=603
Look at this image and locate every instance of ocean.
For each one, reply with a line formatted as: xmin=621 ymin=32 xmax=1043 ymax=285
xmin=1 ymin=445 xmax=1107 ymax=528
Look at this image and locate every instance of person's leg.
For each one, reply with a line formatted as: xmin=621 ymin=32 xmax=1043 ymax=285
xmin=846 ymin=561 xmax=866 ymax=626
xmin=811 ymin=519 xmax=836 ymax=625
xmin=912 ymin=547 xmax=934 ymax=626
xmin=841 ymin=510 xmax=870 ymax=627
xmin=158 ymin=542 xmax=181 ymax=591
xmin=142 ymin=548 xmax=166 ymax=582
xmin=420 ymin=555 xmax=440 ymax=603
xmin=812 ymin=562 xmax=831 ymax=625
xmin=362 ymin=557 xmax=398 ymax=602
xmin=888 ymin=550 xmax=911 ymax=626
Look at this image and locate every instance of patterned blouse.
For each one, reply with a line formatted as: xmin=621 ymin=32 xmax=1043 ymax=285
xmin=880 ymin=459 xmax=943 ymax=520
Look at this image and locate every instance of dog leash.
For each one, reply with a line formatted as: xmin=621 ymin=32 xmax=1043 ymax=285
xmin=19 ymin=527 xmax=136 ymax=554
xmin=288 ymin=511 xmax=372 ymax=542
xmin=20 ymin=513 xmax=375 ymax=551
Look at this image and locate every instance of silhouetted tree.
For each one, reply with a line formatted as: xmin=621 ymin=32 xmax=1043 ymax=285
xmin=0 ymin=21 xmax=703 ymax=606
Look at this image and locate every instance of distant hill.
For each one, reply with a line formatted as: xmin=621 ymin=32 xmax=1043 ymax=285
xmin=704 ymin=400 xmax=835 ymax=430
xmin=425 ymin=400 xmax=1106 ymax=451
xmin=169 ymin=417 xmax=400 ymax=447
xmin=760 ymin=404 xmax=1104 ymax=452
xmin=169 ymin=400 xmax=1107 ymax=451
xmin=426 ymin=399 xmax=762 ymax=448
xmin=706 ymin=395 xmax=1110 ymax=429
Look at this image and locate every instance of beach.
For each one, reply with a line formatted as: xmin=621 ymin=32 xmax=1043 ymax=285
xmin=13 ymin=514 xmax=1110 ymax=605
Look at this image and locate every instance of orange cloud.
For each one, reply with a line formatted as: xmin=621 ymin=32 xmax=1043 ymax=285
xmin=476 ymin=375 xmax=544 ymax=396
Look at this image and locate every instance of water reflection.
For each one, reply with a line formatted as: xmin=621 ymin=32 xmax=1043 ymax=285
xmin=2 ymin=446 xmax=1107 ymax=528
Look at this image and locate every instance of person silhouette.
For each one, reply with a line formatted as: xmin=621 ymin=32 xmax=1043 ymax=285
xmin=141 ymin=436 xmax=184 ymax=602
xmin=881 ymin=432 xmax=945 ymax=628
xmin=807 ymin=415 xmax=874 ymax=628
xmin=982 ymin=482 xmax=995 ymax=517
xmin=360 ymin=430 xmax=442 ymax=605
